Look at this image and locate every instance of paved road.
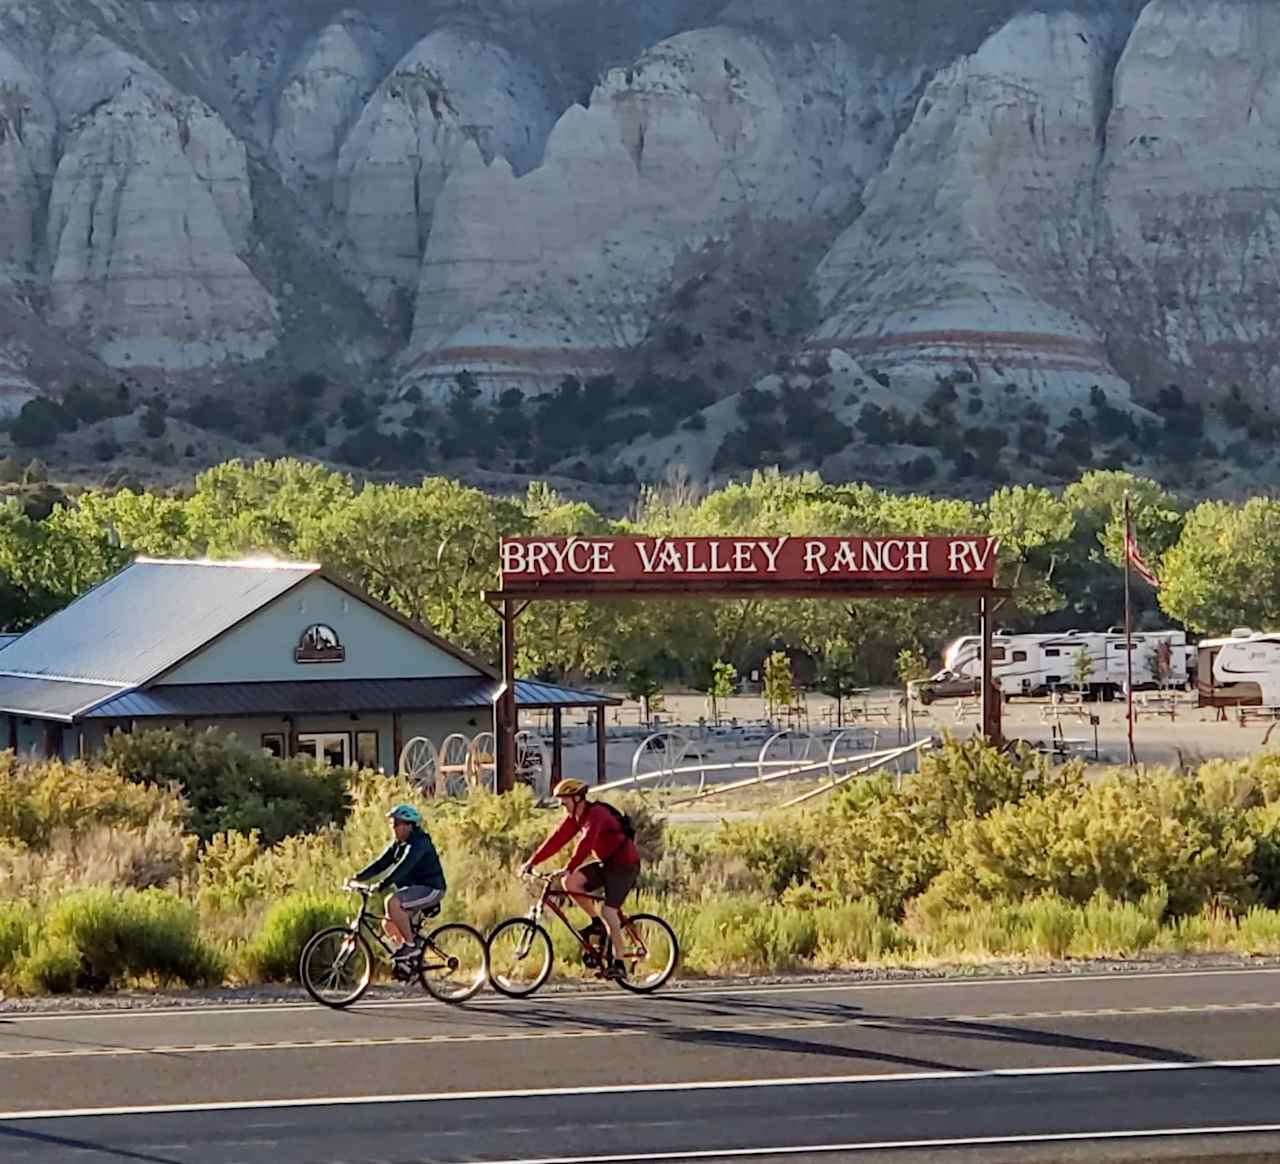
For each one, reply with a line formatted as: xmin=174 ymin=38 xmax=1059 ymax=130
xmin=2 ymin=968 xmax=1280 ymax=1161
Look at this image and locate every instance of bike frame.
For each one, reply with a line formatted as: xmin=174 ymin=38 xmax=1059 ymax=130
xmin=525 ymin=875 xmax=648 ymax=962
xmin=348 ymin=887 xmax=451 ymax=971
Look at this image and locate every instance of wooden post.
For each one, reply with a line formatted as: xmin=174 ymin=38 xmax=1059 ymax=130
xmin=595 ymin=706 xmax=607 ymax=785
xmin=7 ymin=715 xmax=16 ymax=752
xmin=551 ymin=707 xmax=563 ymax=785
xmin=392 ymin=712 xmax=403 ymax=776
xmin=496 ymin=599 xmax=518 ymax=793
xmin=285 ymin=715 xmax=297 ymax=758
xmin=980 ymin=593 xmax=1002 ymax=747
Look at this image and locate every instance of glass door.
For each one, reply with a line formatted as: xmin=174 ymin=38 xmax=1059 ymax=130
xmin=296 ymin=732 xmax=351 ymax=767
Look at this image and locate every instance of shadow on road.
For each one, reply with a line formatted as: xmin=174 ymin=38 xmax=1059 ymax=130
xmin=0 ymin=1124 xmax=185 ymax=1164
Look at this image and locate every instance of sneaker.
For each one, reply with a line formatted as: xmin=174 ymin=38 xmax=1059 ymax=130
xmin=603 ymin=958 xmax=627 ymax=981
xmin=578 ymin=918 xmax=606 ymax=942
xmin=391 ymin=943 xmax=419 ymax=963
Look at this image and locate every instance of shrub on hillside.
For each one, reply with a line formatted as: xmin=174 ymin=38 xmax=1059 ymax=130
xmin=18 ymin=889 xmax=223 ymax=992
xmin=102 ymin=728 xmax=350 ymax=844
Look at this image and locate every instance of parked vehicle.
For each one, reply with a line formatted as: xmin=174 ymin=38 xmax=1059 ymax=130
xmin=1200 ymin=629 xmax=1280 ymax=708
xmin=909 ymin=669 xmax=979 ymax=705
xmin=942 ymin=629 xmax=1190 ymax=701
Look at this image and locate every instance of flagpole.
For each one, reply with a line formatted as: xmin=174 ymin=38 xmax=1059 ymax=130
xmin=1124 ymin=493 xmax=1136 ymax=766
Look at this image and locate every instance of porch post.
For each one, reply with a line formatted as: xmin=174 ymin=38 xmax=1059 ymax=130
xmin=392 ymin=712 xmax=403 ymax=777
xmin=980 ymin=593 xmax=1003 ymax=747
xmin=551 ymin=707 xmax=563 ymax=785
xmin=595 ymin=706 xmax=607 ymax=785
xmin=496 ymin=599 xmax=518 ymax=793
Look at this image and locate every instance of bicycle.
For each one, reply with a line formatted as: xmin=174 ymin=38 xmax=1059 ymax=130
xmin=486 ymin=872 xmax=678 ymax=998
xmin=299 ymin=885 xmax=488 ymax=1008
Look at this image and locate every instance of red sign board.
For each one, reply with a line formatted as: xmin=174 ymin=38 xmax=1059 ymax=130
xmin=499 ymin=536 xmax=999 ymax=589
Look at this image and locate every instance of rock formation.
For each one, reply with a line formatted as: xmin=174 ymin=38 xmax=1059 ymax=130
xmin=0 ymin=0 xmax=1274 ymax=461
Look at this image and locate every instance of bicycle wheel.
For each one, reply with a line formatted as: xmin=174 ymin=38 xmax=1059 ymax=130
xmin=419 ymin=922 xmax=488 ymax=1003
xmin=300 ymin=926 xmax=373 ymax=1008
xmin=615 ymin=913 xmax=678 ymax=994
xmin=486 ymin=917 xmax=553 ymax=998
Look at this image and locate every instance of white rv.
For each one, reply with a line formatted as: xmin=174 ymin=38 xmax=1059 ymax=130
xmin=942 ymin=629 xmax=1190 ymax=701
xmin=1201 ymin=630 xmax=1280 ymax=708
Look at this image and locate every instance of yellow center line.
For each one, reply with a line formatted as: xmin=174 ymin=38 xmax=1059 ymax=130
xmin=2 ymin=1001 xmax=1278 ymax=1062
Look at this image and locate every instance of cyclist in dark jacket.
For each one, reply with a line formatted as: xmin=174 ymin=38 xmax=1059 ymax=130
xmin=347 ymin=804 xmax=446 ymax=965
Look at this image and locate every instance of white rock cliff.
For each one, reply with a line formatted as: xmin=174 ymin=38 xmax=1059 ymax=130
xmin=0 ymin=0 xmax=1273 ymax=432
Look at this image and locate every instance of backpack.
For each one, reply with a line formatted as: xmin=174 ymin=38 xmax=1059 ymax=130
xmin=596 ymin=799 xmax=636 ymax=840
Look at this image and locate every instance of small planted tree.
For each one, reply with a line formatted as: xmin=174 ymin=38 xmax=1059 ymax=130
xmin=819 ymin=638 xmax=862 ymax=726
xmin=625 ymin=664 xmax=665 ymax=727
xmin=762 ymin=650 xmax=796 ymax=723
xmin=709 ymin=659 xmax=737 ymax=727
xmin=1072 ymin=647 xmax=1092 ymax=695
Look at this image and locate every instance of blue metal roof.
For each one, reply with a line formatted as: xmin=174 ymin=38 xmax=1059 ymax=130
xmin=0 ymin=633 xmax=21 ymax=651
xmin=82 ymin=677 xmax=619 ymax=719
xmin=0 ymin=559 xmax=315 ymax=687
xmin=0 ymin=675 xmax=126 ymax=722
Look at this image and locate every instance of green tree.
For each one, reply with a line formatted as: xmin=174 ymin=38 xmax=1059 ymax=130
xmin=819 ymin=638 xmax=862 ymax=726
xmin=1159 ymin=498 xmax=1280 ymax=632
xmin=625 ymin=663 xmax=664 ymax=727
xmin=762 ymin=650 xmax=796 ymax=722
xmin=1072 ymin=647 xmax=1092 ymax=693
xmin=1055 ymin=471 xmax=1185 ymax=630
xmin=708 ymin=659 xmax=738 ymax=726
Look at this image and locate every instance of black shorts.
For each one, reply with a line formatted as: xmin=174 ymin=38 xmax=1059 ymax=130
xmin=579 ymin=860 xmax=639 ymax=909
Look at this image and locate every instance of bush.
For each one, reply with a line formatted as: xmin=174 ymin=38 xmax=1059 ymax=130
xmin=0 ymin=901 xmax=33 ymax=978
xmin=140 ymin=405 xmax=167 ymax=439
xmin=18 ymin=889 xmax=223 ymax=992
xmin=0 ymin=752 xmax=188 ymax=848
xmin=10 ymin=399 xmax=70 ymax=447
xmin=241 ymin=892 xmax=350 ymax=982
xmin=101 ymin=728 xmax=350 ymax=844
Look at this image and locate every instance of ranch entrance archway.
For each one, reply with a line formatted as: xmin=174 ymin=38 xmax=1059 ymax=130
xmin=485 ymin=535 xmax=1007 ymax=793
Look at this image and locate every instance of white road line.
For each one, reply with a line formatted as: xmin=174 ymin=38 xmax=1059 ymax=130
xmin=4 ymin=1000 xmax=1279 ymax=1063
xmin=3 ymin=1058 xmax=1279 ymax=1122
xmin=6 ymin=966 xmax=1280 ymax=1023
xmin=472 ymin=1124 xmax=1280 ymax=1164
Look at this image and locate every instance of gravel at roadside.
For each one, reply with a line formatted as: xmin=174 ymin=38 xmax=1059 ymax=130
xmin=3 ymin=953 xmax=1278 ymax=1015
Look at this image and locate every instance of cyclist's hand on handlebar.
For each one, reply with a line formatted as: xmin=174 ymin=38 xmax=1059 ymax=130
xmin=343 ymin=879 xmax=364 ymax=892
xmin=517 ymin=860 xmax=533 ymax=878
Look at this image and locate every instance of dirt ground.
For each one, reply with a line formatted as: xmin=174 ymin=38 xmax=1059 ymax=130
xmin=525 ymin=687 xmax=1278 ymax=819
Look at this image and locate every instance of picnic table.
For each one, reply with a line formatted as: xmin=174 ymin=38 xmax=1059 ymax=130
xmin=1238 ymin=706 xmax=1280 ymax=727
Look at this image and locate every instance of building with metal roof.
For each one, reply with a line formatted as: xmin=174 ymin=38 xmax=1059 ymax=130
xmin=0 ymin=558 xmax=619 ymax=783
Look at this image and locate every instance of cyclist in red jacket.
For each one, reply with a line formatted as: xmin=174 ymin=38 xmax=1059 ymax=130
xmin=520 ymin=778 xmax=640 ymax=979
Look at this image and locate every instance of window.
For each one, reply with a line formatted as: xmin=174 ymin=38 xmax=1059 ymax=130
xmin=356 ymin=731 xmax=379 ymax=770
xmin=1044 ymin=648 xmax=1060 ymax=658
xmin=990 ymin=647 xmax=1007 ymax=662
xmin=296 ymin=732 xmax=351 ymax=767
xmin=260 ymin=732 xmax=285 ymax=758
xmin=1012 ymin=650 xmax=1028 ymax=663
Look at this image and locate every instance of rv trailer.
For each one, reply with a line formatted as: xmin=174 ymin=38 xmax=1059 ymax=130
xmin=1201 ymin=630 xmax=1280 ymax=708
xmin=943 ymin=629 xmax=1189 ymax=701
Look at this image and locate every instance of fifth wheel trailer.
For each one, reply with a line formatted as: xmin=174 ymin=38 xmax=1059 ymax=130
xmin=943 ymin=630 xmax=1190 ymax=700
xmin=1199 ymin=630 xmax=1280 ymax=708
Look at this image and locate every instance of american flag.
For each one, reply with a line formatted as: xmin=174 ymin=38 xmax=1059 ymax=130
xmin=1124 ymin=512 xmax=1160 ymax=590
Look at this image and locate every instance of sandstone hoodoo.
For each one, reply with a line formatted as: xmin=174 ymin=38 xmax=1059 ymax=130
xmin=0 ymin=0 xmax=1272 ymax=485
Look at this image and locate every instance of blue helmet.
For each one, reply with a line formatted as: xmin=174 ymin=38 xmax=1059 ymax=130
xmin=387 ymin=803 xmax=422 ymax=825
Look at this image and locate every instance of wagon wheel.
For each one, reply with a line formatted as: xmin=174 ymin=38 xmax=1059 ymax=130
xmin=514 ymin=730 xmax=551 ymax=799
xmin=467 ymin=731 xmax=497 ymax=793
xmin=438 ymin=733 xmax=472 ymax=799
xmin=630 ymin=731 xmax=692 ymax=797
xmin=398 ymin=737 xmax=437 ymax=796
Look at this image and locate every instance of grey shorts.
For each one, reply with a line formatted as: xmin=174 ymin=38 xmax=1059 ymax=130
xmin=393 ymin=886 xmax=444 ymax=912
